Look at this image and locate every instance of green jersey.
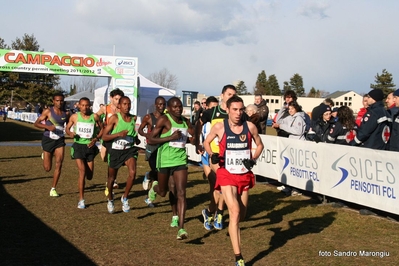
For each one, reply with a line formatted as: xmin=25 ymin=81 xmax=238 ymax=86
xmin=156 ymin=113 xmax=188 ymax=168
xmin=111 ymin=113 xmax=137 ymax=150
xmin=74 ymin=112 xmax=96 ymax=144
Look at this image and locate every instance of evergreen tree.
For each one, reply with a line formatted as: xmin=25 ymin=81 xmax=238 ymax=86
xmin=0 ymin=34 xmax=62 ymax=107
xmin=282 ymin=81 xmax=291 ymax=94
xmin=254 ymin=70 xmax=268 ymax=95
xmin=307 ymin=87 xmax=320 ymax=97
xmin=289 ymin=73 xmax=305 ymax=96
xmin=370 ymin=69 xmax=396 ymax=96
xmin=236 ymin=80 xmax=250 ymax=95
xmin=268 ymin=74 xmax=281 ymax=96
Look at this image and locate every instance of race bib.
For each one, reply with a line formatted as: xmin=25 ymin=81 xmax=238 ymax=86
xmin=169 ymin=127 xmax=188 ymax=148
xmin=76 ymin=122 xmax=94 ymax=139
xmin=112 ymin=136 xmax=134 ymax=150
xmin=49 ymin=126 xmax=65 ymax=140
xmin=225 ymin=149 xmax=251 ymax=174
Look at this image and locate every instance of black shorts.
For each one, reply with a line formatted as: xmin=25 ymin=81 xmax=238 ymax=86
xmin=71 ymin=142 xmax=99 ymax=162
xmin=42 ymin=136 xmax=65 ymax=153
xmin=108 ymin=147 xmax=139 ymax=169
xmin=158 ymin=165 xmax=188 ymax=176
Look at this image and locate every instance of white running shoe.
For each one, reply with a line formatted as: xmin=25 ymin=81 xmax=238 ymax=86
xmin=77 ymin=200 xmax=85 ymax=209
xmin=144 ymin=197 xmax=154 ymax=208
xmin=277 ymin=185 xmax=285 ymax=191
xmin=142 ymin=172 xmax=150 ymax=190
xmin=121 ymin=196 xmax=130 ymax=213
xmin=107 ymin=200 xmax=115 ymax=214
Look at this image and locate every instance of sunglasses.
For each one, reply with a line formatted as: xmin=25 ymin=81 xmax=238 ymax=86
xmin=201 ymin=102 xmax=206 ymax=104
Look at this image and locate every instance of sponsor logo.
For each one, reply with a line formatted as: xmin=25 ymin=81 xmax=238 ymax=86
xmin=96 ymin=58 xmax=112 ymax=67
xmin=116 ymin=58 xmax=136 ymax=67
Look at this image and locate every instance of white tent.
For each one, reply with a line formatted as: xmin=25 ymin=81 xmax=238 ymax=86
xmin=93 ymin=73 xmax=176 ymax=117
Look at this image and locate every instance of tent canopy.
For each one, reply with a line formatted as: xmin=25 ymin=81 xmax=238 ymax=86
xmin=92 ymin=73 xmax=176 ymax=117
xmin=64 ymin=90 xmax=94 ymax=102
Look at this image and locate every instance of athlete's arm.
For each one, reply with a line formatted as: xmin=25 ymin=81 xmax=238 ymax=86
xmin=33 ymin=108 xmax=55 ymax=131
xmin=138 ymin=114 xmax=151 ymax=138
xmin=147 ymin=115 xmax=181 ymax=145
xmin=203 ymin=121 xmax=223 ymax=156
xmin=101 ymin=114 xmax=126 ymax=142
xmin=65 ymin=113 xmax=78 ymax=138
xmin=247 ymin=121 xmax=264 ymax=160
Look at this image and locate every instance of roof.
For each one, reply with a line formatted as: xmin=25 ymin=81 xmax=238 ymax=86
xmin=64 ymin=90 xmax=94 ymax=102
xmin=324 ymin=91 xmax=352 ymax=99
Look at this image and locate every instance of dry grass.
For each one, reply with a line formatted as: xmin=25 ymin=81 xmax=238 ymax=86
xmin=1 ymin=120 xmax=399 ymax=265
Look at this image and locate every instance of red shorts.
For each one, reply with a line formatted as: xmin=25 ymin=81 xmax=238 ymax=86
xmin=215 ymin=167 xmax=255 ymax=195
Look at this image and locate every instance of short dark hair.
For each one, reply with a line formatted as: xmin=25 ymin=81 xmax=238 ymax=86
xmin=226 ymin=95 xmax=244 ymax=108
xmin=167 ymin=96 xmax=182 ymax=107
xmin=206 ymin=96 xmax=219 ymax=106
xmin=255 ymin=94 xmax=262 ymax=98
xmin=118 ymin=96 xmax=131 ymax=104
xmin=287 ymin=101 xmax=301 ymax=112
xmin=221 ymin=84 xmax=237 ymax=94
xmin=110 ymin=88 xmax=124 ymax=98
xmin=284 ymin=90 xmax=297 ymax=102
xmin=79 ymin=97 xmax=91 ymax=104
xmin=324 ymin=98 xmax=334 ymax=107
xmin=155 ymin=96 xmax=166 ymax=104
xmin=194 ymin=100 xmax=201 ymax=105
xmin=53 ymin=92 xmax=64 ymax=99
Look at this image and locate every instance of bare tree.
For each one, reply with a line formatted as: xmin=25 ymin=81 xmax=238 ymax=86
xmin=147 ymin=68 xmax=178 ymax=90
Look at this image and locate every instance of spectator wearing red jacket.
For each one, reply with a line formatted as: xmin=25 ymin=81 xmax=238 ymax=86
xmin=355 ymin=94 xmax=369 ymax=127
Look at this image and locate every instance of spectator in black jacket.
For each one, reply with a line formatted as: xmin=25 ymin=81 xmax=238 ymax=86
xmin=350 ymin=89 xmax=391 ymax=149
xmin=254 ymin=94 xmax=269 ymax=134
xmin=389 ymin=89 xmax=399 ymax=151
xmin=308 ymin=104 xmax=334 ymax=143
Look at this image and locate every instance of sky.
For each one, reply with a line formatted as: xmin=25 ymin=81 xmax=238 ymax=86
xmin=1 ymin=0 xmax=399 ymax=97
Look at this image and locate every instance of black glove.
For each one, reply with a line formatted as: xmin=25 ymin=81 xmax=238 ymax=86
xmin=211 ymin=153 xmax=220 ymax=164
xmin=242 ymin=159 xmax=256 ymax=170
xmin=313 ymin=135 xmax=321 ymax=143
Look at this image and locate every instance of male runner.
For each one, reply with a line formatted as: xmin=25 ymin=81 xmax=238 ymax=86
xmin=102 ymin=96 xmax=140 ymax=213
xmin=34 ymin=92 xmax=69 ymax=197
xmin=65 ymin=97 xmax=103 ymax=209
xmin=203 ymin=95 xmax=264 ymax=266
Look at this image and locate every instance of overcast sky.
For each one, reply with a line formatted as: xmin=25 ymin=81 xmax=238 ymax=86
xmin=1 ymin=0 xmax=398 ymax=97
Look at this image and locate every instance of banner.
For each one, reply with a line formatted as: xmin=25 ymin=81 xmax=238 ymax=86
xmin=0 ymin=49 xmax=138 ymax=114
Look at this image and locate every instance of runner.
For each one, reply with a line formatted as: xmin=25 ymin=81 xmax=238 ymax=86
xmin=101 ymin=96 xmax=140 ymax=213
xmin=147 ymin=97 xmax=195 ymax=240
xmin=137 ymin=96 xmax=166 ymax=207
xmin=65 ymin=97 xmax=103 ymax=209
xmin=96 ymin=88 xmax=124 ymax=194
xmin=203 ymin=95 xmax=264 ymax=266
xmin=34 ymin=92 xmax=69 ymax=197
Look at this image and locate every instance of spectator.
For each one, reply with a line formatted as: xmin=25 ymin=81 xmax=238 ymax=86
xmin=246 ymin=104 xmax=262 ymax=134
xmin=331 ymin=107 xmax=339 ymax=122
xmin=326 ymin=106 xmax=357 ymax=145
xmin=200 ymin=97 xmax=208 ymax=110
xmin=389 ymin=89 xmax=399 ymax=151
xmin=308 ymin=104 xmax=334 ymax=143
xmin=272 ymin=101 xmax=306 ymax=140
xmin=311 ymin=98 xmax=334 ymax=123
xmin=355 ymin=94 xmax=369 ymax=127
xmin=274 ymin=90 xmax=297 ymax=137
xmin=191 ymin=100 xmax=202 ymax=125
xmin=26 ymin=104 xmax=32 ymax=112
xmin=254 ymin=94 xmax=269 ymax=134
xmin=386 ymin=92 xmax=396 ymax=109
xmin=350 ymin=89 xmax=391 ymax=149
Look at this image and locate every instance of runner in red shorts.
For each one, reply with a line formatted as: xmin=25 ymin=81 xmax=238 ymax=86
xmin=203 ymin=95 xmax=264 ymax=266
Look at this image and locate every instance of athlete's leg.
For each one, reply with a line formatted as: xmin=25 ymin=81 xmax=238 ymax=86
xmin=207 ymin=170 xmax=217 ymax=213
xmin=75 ymin=158 xmax=86 ymax=201
xmin=107 ymin=167 xmax=118 ymax=200
xmin=173 ymin=169 xmax=188 ymax=229
xmin=85 ymin=160 xmax=95 ymax=181
xmin=42 ymin=151 xmax=53 ymax=172
xmin=51 ymin=146 xmax=65 ymax=188
xmin=220 ymin=185 xmax=242 ymax=256
xmin=154 ymin=170 xmax=170 ymax=197
xmin=168 ymin=176 xmax=178 ymax=216
xmin=100 ymin=144 xmax=107 ymax=162
xmin=122 ymin=157 xmax=137 ymax=199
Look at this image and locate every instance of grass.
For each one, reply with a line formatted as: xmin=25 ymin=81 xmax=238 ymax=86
xmin=1 ymin=120 xmax=398 ymax=265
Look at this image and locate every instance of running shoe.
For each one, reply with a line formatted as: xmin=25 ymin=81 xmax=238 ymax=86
xmin=107 ymin=200 xmax=115 ymax=214
xmin=113 ymin=181 xmax=119 ymax=189
xmin=144 ymin=197 xmax=154 ymax=208
xmin=213 ymin=213 xmax=223 ymax=230
xmin=176 ymin=228 xmax=188 ymax=240
xmin=77 ymin=200 xmax=85 ymax=209
xmin=235 ymin=259 xmax=245 ymax=266
xmin=142 ymin=172 xmax=150 ymax=190
xmin=148 ymin=181 xmax=158 ymax=201
xmin=49 ymin=188 xmax=59 ymax=197
xmin=170 ymin=216 xmax=179 ymax=228
xmin=277 ymin=185 xmax=285 ymax=191
xmin=121 ymin=196 xmax=130 ymax=213
xmin=104 ymin=182 xmax=109 ymax=196
xmin=201 ymin=209 xmax=213 ymax=231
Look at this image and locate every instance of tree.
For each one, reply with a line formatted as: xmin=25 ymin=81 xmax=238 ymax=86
xmin=289 ymin=73 xmax=305 ymax=96
xmin=0 ymin=34 xmax=62 ymax=107
xmin=370 ymin=69 xmax=396 ymax=96
xmin=253 ymin=70 xmax=268 ymax=95
xmin=236 ymin=80 xmax=250 ymax=95
xmin=147 ymin=68 xmax=178 ymax=90
xmin=282 ymin=81 xmax=291 ymax=95
xmin=268 ymin=74 xmax=281 ymax=96
xmin=307 ymin=87 xmax=321 ymax=97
